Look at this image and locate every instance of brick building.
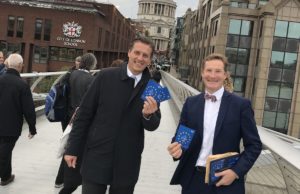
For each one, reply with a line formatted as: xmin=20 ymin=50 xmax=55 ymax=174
xmin=0 ymin=0 xmax=136 ymax=72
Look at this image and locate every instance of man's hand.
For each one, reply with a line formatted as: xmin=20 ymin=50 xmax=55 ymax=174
xmin=167 ymin=142 xmax=182 ymax=159
xmin=28 ymin=133 xmax=35 ymax=139
xmin=215 ymin=169 xmax=238 ymax=187
xmin=64 ymin=155 xmax=77 ymax=168
xmin=142 ymin=96 xmax=158 ymax=118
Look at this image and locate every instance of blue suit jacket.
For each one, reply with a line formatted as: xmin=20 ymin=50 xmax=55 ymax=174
xmin=170 ymin=91 xmax=262 ymax=193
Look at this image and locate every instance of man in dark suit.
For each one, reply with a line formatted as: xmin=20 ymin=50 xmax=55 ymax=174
xmin=64 ymin=36 xmax=161 ymax=194
xmin=167 ymin=53 xmax=262 ymax=194
xmin=0 ymin=53 xmax=37 ymax=186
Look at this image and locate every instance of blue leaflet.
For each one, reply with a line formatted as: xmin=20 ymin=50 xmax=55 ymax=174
xmin=141 ymin=79 xmax=171 ymax=103
xmin=175 ymin=125 xmax=195 ymax=150
xmin=209 ymin=154 xmax=240 ymax=185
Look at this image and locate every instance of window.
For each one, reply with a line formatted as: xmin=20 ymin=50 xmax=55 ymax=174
xmin=288 ymin=22 xmax=300 ymax=39
xmin=228 ymin=19 xmax=241 ymax=35
xmin=241 ymin=20 xmax=252 ymax=36
xmin=263 ymin=20 xmax=300 ymax=133
xmin=44 ymin=19 xmax=51 ymax=41
xmin=35 ymin=19 xmax=43 ymax=40
xmin=34 ymin=46 xmax=48 ymax=64
xmin=214 ymin=20 xmax=218 ymax=36
xmin=274 ymin=21 xmax=288 ymax=37
xmin=50 ymin=47 xmax=83 ymax=62
xmin=7 ymin=16 xmax=15 ymax=37
xmin=16 ymin=17 xmax=24 ymax=38
xmin=226 ymin=19 xmax=253 ymax=95
xmin=157 ymin=27 xmax=161 ymax=34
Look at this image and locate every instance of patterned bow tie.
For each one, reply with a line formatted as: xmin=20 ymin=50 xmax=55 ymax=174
xmin=204 ymin=93 xmax=217 ymax=102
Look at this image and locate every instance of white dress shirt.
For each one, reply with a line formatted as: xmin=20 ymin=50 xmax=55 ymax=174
xmin=196 ymin=87 xmax=224 ymax=167
xmin=127 ymin=67 xmax=142 ymax=87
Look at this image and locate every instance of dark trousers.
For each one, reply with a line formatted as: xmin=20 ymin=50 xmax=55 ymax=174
xmin=182 ymin=167 xmax=214 ymax=194
xmin=55 ymin=120 xmax=70 ymax=184
xmin=55 ymin=158 xmax=65 ymax=184
xmin=0 ymin=136 xmax=18 ymax=181
xmin=59 ymin=186 xmax=78 ymax=194
xmin=82 ymin=179 xmax=135 ymax=194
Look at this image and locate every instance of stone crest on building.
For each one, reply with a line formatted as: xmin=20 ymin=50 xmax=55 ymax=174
xmin=63 ymin=21 xmax=82 ymax=38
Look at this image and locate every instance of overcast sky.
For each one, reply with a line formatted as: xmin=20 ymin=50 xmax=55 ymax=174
xmin=96 ymin=0 xmax=199 ymax=19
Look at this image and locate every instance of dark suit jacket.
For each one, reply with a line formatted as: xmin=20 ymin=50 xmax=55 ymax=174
xmin=170 ymin=91 xmax=262 ymax=193
xmin=0 ymin=68 xmax=36 ymax=136
xmin=65 ymin=63 xmax=161 ymax=186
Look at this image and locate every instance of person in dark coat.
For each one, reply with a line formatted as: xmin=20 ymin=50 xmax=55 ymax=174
xmin=55 ymin=53 xmax=97 ymax=194
xmin=0 ymin=53 xmax=37 ymax=186
xmin=64 ymin=37 xmax=161 ymax=194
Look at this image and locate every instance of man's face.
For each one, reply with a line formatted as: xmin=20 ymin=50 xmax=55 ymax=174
xmin=0 ymin=52 xmax=4 ymax=64
xmin=201 ymin=59 xmax=227 ymax=94
xmin=127 ymin=41 xmax=152 ymax=75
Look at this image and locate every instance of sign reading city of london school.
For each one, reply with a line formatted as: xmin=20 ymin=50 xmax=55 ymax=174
xmin=56 ymin=21 xmax=86 ymax=47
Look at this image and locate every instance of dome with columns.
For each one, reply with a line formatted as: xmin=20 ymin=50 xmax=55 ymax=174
xmin=136 ymin=0 xmax=176 ymax=51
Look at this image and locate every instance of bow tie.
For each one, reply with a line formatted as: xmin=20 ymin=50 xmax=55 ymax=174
xmin=204 ymin=93 xmax=217 ymax=102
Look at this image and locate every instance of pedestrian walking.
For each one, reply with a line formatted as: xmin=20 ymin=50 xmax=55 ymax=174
xmin=0 ymin=53 xmax=37 ymax=186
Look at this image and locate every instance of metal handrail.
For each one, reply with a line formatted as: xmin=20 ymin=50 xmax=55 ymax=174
xmin=21 ymin=70 xmax=100 ymax=101
xmin=161 ymin=70 xmax=300 ymax=194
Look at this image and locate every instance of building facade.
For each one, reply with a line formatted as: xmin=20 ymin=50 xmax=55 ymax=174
xmin=136 ymin=0 xmax=177 ymax=52
xmin=0 ymin=0 xmax=136 ymax=72
xmin=177 ymin=0 xmax=300 ymax=138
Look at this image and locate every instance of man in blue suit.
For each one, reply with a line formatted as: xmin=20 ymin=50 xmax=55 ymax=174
xmin=167 ymin=53 xmax=262 ymax=194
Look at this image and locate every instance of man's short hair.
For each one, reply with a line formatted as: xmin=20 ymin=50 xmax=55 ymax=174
xmin=8 ymin=53 xmax=23 ymax=68
xmin=129 ymin=36 xmax=155 ymax=56
xmin=79 ymin=53 xmax=97 ymax=70
xmin=202 ymin=53 xmax=229 ymax=72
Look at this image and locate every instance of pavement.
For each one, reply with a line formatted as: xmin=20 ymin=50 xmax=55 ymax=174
xmin=0 ymin=100 xmax=181 ymax=194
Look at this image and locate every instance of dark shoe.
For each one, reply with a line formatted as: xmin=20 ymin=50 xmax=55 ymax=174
xmin=1 ymin=174 xmax=15 ymax=186
xmin=55 ymin=183 xmax=64 ymax=188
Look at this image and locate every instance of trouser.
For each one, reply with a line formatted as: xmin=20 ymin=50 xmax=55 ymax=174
xmin=182 ymin=167 xmax=213 ymax=194
xmin=82 ymin=179 xmax=135 ymax=194
xmin=56 ymin=119 xmax=70 ymax=184
xmin=59 ymin=185 xmax=78 ymax=194
xmin=0 ymin=136 xmax=18 ymax=181
xmin=55 ymin=158 xmax=65 ymax=184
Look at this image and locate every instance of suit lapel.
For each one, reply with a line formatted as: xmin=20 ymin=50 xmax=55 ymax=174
xmin=127 ymin=67 xmax=151 ymax=105
xmin=197 ymin=93 xmax=205 ymax=141
xmin=213 ymin=91 xmax=231 ymax=141
xmin=127 ymin=79 xmax=146 ymax=105
xmin=190 ymin=93 xmax=205 ymax=151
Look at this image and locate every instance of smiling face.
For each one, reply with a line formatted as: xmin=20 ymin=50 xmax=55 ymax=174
xmin=127 ymin=41 xmax=152 ymax=75
xmin=201 ymin=59 xmax=227 ymax=94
